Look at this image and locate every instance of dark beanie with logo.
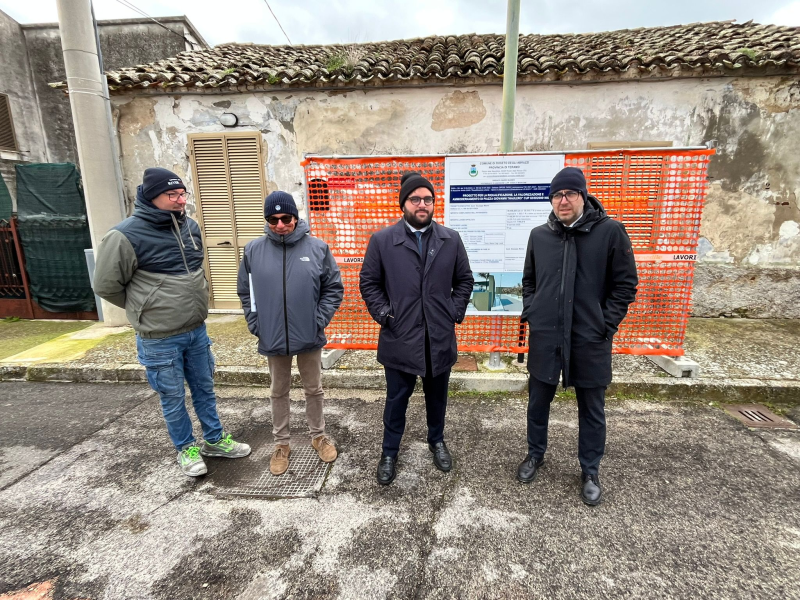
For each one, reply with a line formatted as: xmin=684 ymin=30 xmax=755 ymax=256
xmin=398 ymin=172 xmax=435 ymax=208
xmin=264 ymin=190 xmax=299 ymax=219
xmin=549 ymin=167 xmax=588 ymax=200
xmin=141 ymin=168 xmax=186 ymax=201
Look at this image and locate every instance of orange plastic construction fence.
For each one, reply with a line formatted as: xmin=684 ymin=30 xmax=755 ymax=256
xmin=302 ymin=149 xmax=713 ymax=356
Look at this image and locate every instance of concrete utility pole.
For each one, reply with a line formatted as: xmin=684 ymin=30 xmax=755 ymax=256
xmin=499 ymin=0 xmax=521 ymax=153
xmin=488 ymin=0 xmax=521 ymax=370
xmin=57 ymin=0 xmax=127 ymax=325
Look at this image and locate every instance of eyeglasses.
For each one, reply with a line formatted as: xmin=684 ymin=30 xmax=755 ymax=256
xmin=408 ymin=196 xmax=434 ymax=206
xmin=165 ymin=191 xmax=190 ymax=201
xmin=267 ymin=215 xmax=295 ymax=225
xmin=551 ymin=191 xmax=581 ymax=202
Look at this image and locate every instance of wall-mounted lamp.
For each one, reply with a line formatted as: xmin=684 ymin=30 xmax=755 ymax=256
xmin=220 ymin=113 xmax=238 ymax=127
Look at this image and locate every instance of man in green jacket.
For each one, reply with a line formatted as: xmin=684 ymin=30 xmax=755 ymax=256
xmin=93 ymin=168 xmax=250 ymax=477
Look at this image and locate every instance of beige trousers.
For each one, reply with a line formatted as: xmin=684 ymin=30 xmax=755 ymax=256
xmin=267 ymin=348 xmax=325 ymax=444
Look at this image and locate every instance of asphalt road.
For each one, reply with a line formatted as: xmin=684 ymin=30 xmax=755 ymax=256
xmin=0 ymin=382 xmax=798 ymax=600
xmin=0 ymin=382 xmax=154 ymax=490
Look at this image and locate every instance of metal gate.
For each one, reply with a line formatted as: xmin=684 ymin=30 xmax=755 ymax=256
xmin=0 ymin=217 xmax=34 ymax=318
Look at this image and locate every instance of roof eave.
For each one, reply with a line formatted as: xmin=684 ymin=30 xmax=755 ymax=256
xmin=98 ymin=64 xmax=800 ymax=96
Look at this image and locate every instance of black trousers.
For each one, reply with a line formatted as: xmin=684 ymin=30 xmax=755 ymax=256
xmin=382 ymin=361 xmax=450 ymax=458
xmin=526 ymin=377 xmax=607 ymax=476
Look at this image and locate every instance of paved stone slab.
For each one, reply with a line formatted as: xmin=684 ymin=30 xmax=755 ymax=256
xmin=0 ymin=325 xmax=128 ymax=365
xmin=452 ymin=355 xmax=478 ymax=372
xmin=683 ymin=318 xmax=800 ymax=380
xmin=49 ymin=317 xmax=800 ymax=382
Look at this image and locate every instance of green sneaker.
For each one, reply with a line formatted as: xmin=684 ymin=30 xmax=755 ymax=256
xmin=178 ymin=445 xmax=207 ymax=477
xmin=200 ymin=433 xmax=251 ymax=458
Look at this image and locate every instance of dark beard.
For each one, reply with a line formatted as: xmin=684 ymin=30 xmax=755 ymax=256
xmin=403 ymin=207 xmax=433 ymax=229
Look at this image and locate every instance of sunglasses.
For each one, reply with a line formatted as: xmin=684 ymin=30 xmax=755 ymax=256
xmin=267 ymin=215 xmax=295 ymax=225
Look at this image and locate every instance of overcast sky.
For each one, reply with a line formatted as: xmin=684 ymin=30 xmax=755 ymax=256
xmin=2 ymin=0 xmax=799 ymax=47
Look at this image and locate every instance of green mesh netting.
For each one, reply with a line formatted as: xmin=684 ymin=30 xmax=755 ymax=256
xmin=15 ymin=164 xmax=95 ymax=313
xmin=16 ymin=163 xmax=86 ymax=218
xmin=0 ymin=172 xmax=11 ymax=221
xmin=16 ymin=216 xmax=95 ymax=312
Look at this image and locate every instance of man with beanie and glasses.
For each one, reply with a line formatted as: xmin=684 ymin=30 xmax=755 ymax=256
xmin=517 ymin=166 xmax=638 ymax=505
xmin=360 ymin=172 xmax=474 ymax=485
xmin=93 ymin=167 xmax=251 ymax=477
xmin=237 ymin=191 xmax=343 ymax=476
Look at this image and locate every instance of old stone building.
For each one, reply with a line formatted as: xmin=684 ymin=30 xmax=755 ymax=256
xmin=61 ymin=21 xmax=800 ymax=317
xmin=0 ymin=10 xmax=208 ymax=200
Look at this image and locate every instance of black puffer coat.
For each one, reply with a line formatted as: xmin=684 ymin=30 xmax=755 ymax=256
xmin=521 ymin=195 xmax=638 ymax=387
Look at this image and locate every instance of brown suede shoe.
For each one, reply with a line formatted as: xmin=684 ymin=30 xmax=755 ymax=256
xmin=270 ymin=444 xmax=290 ymax=476
xmin=311 ymin=435 xmax=338 ymax=463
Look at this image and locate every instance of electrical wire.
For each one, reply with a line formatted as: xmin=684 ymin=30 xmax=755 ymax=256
xmin=261 ymin=0 xmax=292 ymax=45
xmin=113 ymin=0 xmax=201 ymax=50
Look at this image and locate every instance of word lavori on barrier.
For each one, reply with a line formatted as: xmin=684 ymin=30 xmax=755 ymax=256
xmin=302 ymin=148 xmax=713 ymax=356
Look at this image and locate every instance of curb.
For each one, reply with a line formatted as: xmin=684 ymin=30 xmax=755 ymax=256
xmin=1 ymin=363 xmax=799 ymax=403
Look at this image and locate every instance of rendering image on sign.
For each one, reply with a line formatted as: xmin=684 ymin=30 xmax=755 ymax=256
xmin=444 ymin=154 xmax=565 ymax=315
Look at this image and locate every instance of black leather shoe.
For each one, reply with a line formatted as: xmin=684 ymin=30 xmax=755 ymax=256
xmin=581 ymin=473 xmax=603 ymax=506
xmin=376 ymin=454 xmax=397 ymax=485
xmin=517 ymin=455 xmax=544 ymax=483
xmin=429 ymin=441 xmax=452 ymax=472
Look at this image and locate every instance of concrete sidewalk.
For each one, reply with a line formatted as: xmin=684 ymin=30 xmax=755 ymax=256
xmin=1 ymin=316 xmax=799 ymax=403
xmin=0 ymin=382 xmax=798 ymax=599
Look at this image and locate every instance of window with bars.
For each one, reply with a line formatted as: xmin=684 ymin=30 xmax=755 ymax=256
xmin=0 ymin=94 xmax=18 ymax=152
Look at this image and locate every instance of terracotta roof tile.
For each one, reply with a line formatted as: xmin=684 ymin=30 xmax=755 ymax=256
xmin=53 ymin=21 xmax=800 ymax=92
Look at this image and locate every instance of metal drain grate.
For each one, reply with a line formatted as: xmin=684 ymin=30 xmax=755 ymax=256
xmin=209 ymin=434 xmax=332 ymax=499
xmin=723 ymin=404 xmax=799 ymax=430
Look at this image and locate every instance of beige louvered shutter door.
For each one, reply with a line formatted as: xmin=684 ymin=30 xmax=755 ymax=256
xmin=227 ymin=135 xmax=266 ymax=246
xmin=189 ymin=132 xmax=265 ymax=309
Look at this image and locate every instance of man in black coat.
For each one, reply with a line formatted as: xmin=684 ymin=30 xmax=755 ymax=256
xmin=360 ymin=172 xmax=474 ymax=485
xmin=517 ymin=167 xmax=638 ymax=505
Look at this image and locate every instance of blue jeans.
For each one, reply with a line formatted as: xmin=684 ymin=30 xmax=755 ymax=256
xmin=136 ymin=323 xmax=223 ymax=451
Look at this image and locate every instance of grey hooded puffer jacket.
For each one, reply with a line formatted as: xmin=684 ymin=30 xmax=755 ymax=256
xmin=237 ymin=220 xmax=344 ymax=356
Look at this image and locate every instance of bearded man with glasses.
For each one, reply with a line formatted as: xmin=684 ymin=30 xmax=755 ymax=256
xmin=237 ymin=191 xmax=343 ymax=476
xmin=93 ymin=168 xmax=251 ymax=477
xmin=517 ymin=166 xmax=638 ymax=505
xmin=360 ymin=172 xmax=474 ymax=485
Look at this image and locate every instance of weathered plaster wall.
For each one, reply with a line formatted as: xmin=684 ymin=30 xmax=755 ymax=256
xmin=21 ymin=26 xmax=75 ymax=166
xmin=22 ymin=21 xmax=195 ymax=166
xmin=112 ymin=76 xmax=800 ymax=317
xmin=0 ymin=10 xmax=48 ymax=206
xmin=97 ymin=22 xmax=190 ymax=72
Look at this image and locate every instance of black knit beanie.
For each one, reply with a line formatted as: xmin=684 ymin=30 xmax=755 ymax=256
xmin=398 ymin=172 xmax=435 ymax=208
xmin=141 ymin=168 xmax=185 ymax=201
xmin=264 ymin=190 xmax=299 ymax=219
xmin=549 ymin=167 xmax=587 ymax=200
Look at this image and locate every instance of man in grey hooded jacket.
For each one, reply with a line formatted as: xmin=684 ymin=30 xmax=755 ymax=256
xmin=237 ymin=191 xmax=344 ymax=476
xmin=93 ymin=167 xmax=250 ymax=477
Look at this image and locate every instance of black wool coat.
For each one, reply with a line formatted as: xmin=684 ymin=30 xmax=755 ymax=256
xmin=359 ymin=219 xmax=474 ymax=378
xmin=521 ymin=195 xmax=638 ymax=388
